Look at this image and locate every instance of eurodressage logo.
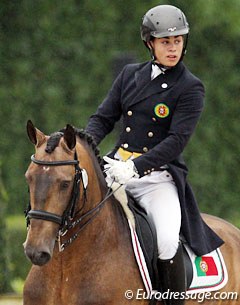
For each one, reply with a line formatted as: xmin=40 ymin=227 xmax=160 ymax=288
xmin=154 ymin=103 xmax=169 ymax=118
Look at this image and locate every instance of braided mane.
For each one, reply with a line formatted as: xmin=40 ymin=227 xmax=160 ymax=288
xmin=75 ymin=128 xmax=104 ymax=170
xmin=45 ymin=128 xmax=104 ymax=170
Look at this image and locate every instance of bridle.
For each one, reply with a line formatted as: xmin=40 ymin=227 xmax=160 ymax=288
xmin=26 ymin=153 xmax=83 ymax=226
xmin=25 ymin=152 xmax=114 ymax=251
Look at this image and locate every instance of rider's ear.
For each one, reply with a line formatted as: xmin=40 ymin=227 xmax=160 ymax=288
xmin=26 ymin=120 xmax=45 ymax=147
xmin=63 ymin=124 xmax=76 ymax=150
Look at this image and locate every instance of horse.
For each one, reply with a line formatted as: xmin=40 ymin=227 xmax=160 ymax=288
xmin=23 ymin=120 xmax=240 ymax=305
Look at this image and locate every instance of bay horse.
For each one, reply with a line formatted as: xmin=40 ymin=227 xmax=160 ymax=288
xmin=23 ymin=120 xmax=240 ymax=305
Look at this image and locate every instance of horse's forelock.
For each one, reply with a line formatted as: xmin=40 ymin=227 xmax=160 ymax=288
xmin=45 ymin=132 xmax=63 ymax=153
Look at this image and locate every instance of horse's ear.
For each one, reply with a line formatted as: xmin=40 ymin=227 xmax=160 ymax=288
xmin=63 ymin=124 xmax=76 ymax=150
xmin=26 ymin=120 xmax=45 ymax=147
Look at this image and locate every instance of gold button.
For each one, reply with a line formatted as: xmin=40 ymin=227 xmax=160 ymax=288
xmin=152 ymin=117 xmax=157 ymax=122
xmin=127 ymin=111 xmax=133 ymax=116
xmin=147 ymin=170 xmax=151 ymax=173
xmin=143 ymin=147 xmax=148 ymax=152
xmin=126 ymin=127 xmax=131 ymax=132
xmin=148 ymin=131 xmax=153 ymax=137
xmin=123 ymin=143 xmax=129 ymax=149
xmin=151 ymin=168 xmax=155 ymax=171
xmin=144 ymin=171 xmax=148 ymax=175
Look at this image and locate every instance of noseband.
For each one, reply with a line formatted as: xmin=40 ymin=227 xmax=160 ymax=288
xmin=26 ymin=153 xmax=85 ymax=230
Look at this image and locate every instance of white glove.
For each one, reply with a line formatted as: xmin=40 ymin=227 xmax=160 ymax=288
xmin=103 ymin=156 xmax=139 ymax=185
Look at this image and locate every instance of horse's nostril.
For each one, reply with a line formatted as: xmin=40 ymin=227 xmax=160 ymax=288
xmin=25 ymin=247 xmax=51 ymax=266
xmin=37 ymin=251 xmax=51 ymax=266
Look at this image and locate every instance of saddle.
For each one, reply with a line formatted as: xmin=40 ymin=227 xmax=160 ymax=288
xmin=127 ymin=195 xmax=193 ymax=291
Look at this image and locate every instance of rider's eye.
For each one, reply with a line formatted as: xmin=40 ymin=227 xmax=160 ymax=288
xmin=60 ymin=181 xmax=71 ymax=190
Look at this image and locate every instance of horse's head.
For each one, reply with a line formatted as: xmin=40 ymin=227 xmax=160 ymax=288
xmin=23 ymin=120 xmax=91 ymax=266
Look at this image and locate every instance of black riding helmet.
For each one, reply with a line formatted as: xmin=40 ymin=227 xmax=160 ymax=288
xmin=140 ymin=5 xmax=189 ymax=62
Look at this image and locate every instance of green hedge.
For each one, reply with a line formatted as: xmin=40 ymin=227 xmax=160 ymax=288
xmin=0 ymin=204 xmax=11 ymax=293
xmin=5 ymin=215 xmax=31 ymax=293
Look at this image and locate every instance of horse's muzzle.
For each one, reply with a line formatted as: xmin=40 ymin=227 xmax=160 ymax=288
xmin=24 ymin=244 xmax=52 ymax=266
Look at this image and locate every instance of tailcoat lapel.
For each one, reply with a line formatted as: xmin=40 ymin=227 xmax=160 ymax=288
xmin=134 ymin=61 xmax=152 ymax=91
xmin=129 ymin=62 xmax=185 ymax=108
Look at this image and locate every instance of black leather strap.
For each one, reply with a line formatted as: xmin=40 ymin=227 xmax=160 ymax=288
xmin=31 ymin=154 xmax=79 ymax=166
xmin=27 ymin=210 xmax=62 ymax=225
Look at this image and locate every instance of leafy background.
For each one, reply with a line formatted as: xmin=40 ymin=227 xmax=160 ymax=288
xmin=0 ymin=0 xmax=239 ymax=294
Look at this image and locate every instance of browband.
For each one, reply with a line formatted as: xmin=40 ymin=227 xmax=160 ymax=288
xmin=31 ymin=154 xmax=79 ymax=166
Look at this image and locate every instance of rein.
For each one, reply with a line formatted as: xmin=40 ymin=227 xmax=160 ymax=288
xmin=25 ymin=153 xmax=119 ymax=252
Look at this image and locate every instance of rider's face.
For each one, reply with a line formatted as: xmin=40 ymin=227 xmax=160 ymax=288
xmin=149 ymin=36 xmax=184 ymax=67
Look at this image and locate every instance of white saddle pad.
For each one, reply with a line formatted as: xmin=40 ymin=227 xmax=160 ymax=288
xmin=184 ymin=244 xmax=228 ymax=294
xmin=128 ymin=221 xmax=228 ymax=295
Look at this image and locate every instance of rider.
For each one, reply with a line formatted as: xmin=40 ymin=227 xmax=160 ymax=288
xmin=85 ymin=5 xmax=223 ymax=305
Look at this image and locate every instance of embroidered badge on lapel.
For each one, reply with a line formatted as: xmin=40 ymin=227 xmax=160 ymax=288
xmin=154 ymin=103 xmax=169 ymax=118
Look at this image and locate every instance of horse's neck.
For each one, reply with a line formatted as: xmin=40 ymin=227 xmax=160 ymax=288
xmin=85 ymin=165 xmax=129 ymax=239
xmin=85 ymin=196 xmax=131 ymax=256
xmin=75 ymin=177 xmax=130 ymax=257
xmin=71 ymin=141 xmax=131 ymax=254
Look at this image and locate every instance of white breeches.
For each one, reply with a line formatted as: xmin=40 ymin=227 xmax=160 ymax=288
xmin=125 ymin=171 xmax=181 ymax=260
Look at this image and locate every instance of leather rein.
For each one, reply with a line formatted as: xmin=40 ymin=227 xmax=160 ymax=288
xmin=25 ymin=153 xmax=113 ymax=252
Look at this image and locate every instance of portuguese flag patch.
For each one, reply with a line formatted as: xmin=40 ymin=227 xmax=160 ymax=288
xmin=195 ymin=256 xmax=218 ymax=276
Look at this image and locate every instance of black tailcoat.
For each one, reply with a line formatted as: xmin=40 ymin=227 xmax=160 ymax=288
xmin=86 ymin=61 xmax=224 ymax=256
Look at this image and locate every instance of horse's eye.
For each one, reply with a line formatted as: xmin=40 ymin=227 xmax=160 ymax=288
xmin=60 ymin=181 xmax=71 ymax=190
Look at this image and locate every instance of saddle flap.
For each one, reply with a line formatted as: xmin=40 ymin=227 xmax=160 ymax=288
xmin=127 ymin=195 xmax=159 ymax=289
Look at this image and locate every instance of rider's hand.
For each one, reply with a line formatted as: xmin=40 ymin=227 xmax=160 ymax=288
xmin=103 ymin=156 xmax=139 ymax=185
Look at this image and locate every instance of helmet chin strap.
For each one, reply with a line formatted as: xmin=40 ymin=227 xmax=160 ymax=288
xmin=148 ymin=45 xmax=172 ymax=71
